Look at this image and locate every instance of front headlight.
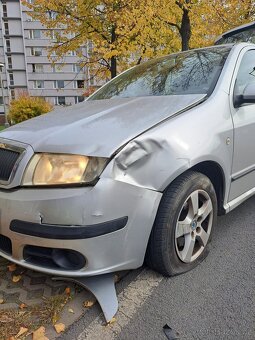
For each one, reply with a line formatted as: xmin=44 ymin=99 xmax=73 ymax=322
xmin=22 ymin=153 xmax=108 ymax=186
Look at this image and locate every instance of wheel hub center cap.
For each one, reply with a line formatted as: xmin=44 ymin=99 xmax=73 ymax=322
xmin=191 ymin=220 xmax=197 ymax=230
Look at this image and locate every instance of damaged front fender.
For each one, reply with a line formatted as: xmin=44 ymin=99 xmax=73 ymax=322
xmin=107 ymin=136 xmax=190 ymax=192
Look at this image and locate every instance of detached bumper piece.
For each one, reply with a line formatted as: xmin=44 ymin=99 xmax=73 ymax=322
xmin=10 ymin=216 xmax=128 ymax=239
xmin=53 ymin=273 xmax=118 ymax=323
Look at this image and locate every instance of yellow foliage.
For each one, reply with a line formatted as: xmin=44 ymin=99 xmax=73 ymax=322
xmin=9 ymin=94 xmax=53 ymax=125
xmin=25 ymin=0 xmax=255 ymax=80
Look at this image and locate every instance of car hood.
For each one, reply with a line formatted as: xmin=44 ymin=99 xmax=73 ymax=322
xmin=0 ymin=95 xmax=205 ymax=157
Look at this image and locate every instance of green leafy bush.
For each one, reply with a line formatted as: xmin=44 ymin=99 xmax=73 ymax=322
xmin=9 ymin=94 xmax=53 ymax=124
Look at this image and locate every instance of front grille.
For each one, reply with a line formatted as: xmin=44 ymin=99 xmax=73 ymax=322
xmin=0 ymin=234 xmax=12 ymax=255
xmin=0 ymin=148 xmax=20 ymax=182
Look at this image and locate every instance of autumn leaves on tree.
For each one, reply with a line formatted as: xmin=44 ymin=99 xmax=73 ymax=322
xmin=27 ymin=0 xmax=255 ymax=80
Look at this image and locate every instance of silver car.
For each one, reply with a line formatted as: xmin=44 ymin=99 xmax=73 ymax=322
xmin=0 ymin=41 xmax=255 ymax=280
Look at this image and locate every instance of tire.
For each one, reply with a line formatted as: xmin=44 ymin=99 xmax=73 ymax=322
xmin=146 ymin=170 xmax=217 ymax=277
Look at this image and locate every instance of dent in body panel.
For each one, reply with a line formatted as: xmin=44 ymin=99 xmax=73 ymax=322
xmin=108 ymin=91 xmax=233 ymax=205
xmin=112 ymin=136 xmax=190 ymax=191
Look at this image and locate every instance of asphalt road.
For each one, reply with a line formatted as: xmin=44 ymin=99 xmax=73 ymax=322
xmin=62 ymin=195 xmax=255 ymax=340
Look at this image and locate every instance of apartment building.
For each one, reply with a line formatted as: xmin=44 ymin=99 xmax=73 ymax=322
xmin=0 ymin=0 xmax=96 ymax=122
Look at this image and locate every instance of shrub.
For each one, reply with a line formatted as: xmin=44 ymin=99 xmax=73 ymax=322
xmin=9 ymin=94 xmax=53 ymax=124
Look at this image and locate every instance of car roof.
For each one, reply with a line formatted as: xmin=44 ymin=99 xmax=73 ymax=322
xmin=215 ymin=21 xmax=255 ymax=44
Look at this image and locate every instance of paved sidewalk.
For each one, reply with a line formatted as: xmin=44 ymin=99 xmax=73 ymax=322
xmin=0 ymin=257 xmax=96 ymax=339
xmin=0 ymin=257 xmax=117 ymax=339
xmin=0 ymin=257 xmax=75 ymax=310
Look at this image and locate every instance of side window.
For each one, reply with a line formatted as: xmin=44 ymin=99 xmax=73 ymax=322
xmin=234 ymin=50 xmax=255 ymax=97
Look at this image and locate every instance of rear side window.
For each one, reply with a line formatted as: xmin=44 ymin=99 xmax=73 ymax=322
xmin=234 ymin=50 xmax=255 ymax=97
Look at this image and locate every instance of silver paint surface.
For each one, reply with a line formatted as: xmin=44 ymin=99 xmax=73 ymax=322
xmin=0 ymin=95 xmax=205 ymax=156
xmin=0 ymin=43 xmax=254 ymax=277
xmin=53 ymin=274 xmax=118 ymax=322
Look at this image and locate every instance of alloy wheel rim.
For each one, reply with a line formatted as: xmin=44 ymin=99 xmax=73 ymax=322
xmin=175 ymin=189 xmax=213 ymax=263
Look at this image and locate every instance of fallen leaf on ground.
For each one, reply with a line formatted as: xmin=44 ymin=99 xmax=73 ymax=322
xmin=54 ymin=323 xmax=65 ymax=334
xmin=12 ymin=275 xmax=22 ymax=283
xmin=107 ymin=317 xmax=116 ymax=325
xmin=83 ymin=300 xmax=95 ymax=308
xmin=64 ymin=287 xmax=71 ymax=295
xmin=0 ymin=298 xmax=4 ymax=304
xmin=7 ymin=263 xmax=17 ymax=272
xmin=7 ymin=337 xmax=15 ymax=340
xmin=18 ymin=311 xmax=26 ymax=316
xmin=52 ymin=312 xmax=59 ymax=325
xmin=15 ymin=326 xmax=28 ymax=338
xmin=19 ymin=303 xmax=27 ymax=309
xmin=0 ymin=314 xmax=13 ymax=323
xmin=32 ymin=326 xmax=49 ymax=340
xmin=68 ymin=308 xmax=74 ymax=313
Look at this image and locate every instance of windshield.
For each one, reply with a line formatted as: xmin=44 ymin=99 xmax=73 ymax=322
xmin=90 ymin=46 xmax=231 ymax=100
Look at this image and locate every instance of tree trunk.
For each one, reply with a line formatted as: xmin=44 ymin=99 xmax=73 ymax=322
xmin=110 ymin=56 xmax=117 ymax=78
xmin=110 ymin=25 xmax=117 ymax=78
xmin=180 ymin=7 xmax=191 ymax=51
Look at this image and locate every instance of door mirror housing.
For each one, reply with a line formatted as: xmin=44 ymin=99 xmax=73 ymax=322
xmin=234 ymin=83 xmax=255 ymax=107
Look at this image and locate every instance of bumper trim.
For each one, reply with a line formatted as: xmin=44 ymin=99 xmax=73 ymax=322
xmin=10 ymin=217 xmax=128 ymax=240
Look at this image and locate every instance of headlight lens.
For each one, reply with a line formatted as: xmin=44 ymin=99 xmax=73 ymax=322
xmin=22 ymin=153 xmax=108 ymax=186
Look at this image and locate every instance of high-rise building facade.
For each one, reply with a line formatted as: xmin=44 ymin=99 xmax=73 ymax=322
xmin=0 ymin=0 xmax=95 ymax=122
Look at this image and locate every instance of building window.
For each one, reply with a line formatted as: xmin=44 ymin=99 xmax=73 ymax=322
xmin=69 ymin=50 xmax=76 ymax=56
xmin=31 ymin=47 xmax=43 ymax=56
xmin=74 ymin=80 xmax=85 ymax=89
xmin=26 ymin=13 xmax=35 ymax=21
xmin=32 ymin=64 xmax=43 ymax=73
xmin=72 ymin=64 xmax=83 ymax=73
xmin=75 ymin=96 xmax=85 ymax=104
xmin=29 ymin=30 xmax=41 ymax=39
xmin=6 ymin=39 xmax=10 ymax=53
xmin=10 ymin=89 xmax=15 ymax=99
xmin=0 ymin=96 xmax=3 ymax=105
xmin=7 ymin=56 xmax=12 ymax=69
xmin=50 ymin=30 xmax=56 ymax=39
xmin=55 ymin=96 xmax=66 ymax=105
xmin=74 ymin=80 xmax=83 ymax=88
xmin=9 ymin=73 xmax=14 ymax=86
xmin=4 ymin=22 xmax=9 ymax=35
xmin=2 ymin=4 xmax=7 ymax=17
xmin=33 ymin=80 xmax=44 ymax=89
xmin=27 ymin=0 xmax=34 ymax=3
xmin=53 ymin=80 xmax=64 ymax=89
xmin=52 ymin=65 xmax=62 ymax=72
xmin=48 ymin=11 xmax=57 ymax=20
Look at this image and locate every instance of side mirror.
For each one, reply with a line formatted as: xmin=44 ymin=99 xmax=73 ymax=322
xmin=234 ymin=83 xmax=255 ymax=107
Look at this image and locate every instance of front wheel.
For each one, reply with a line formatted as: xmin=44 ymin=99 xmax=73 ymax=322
xmin=146 ymin=171 xmax=217 ymax=276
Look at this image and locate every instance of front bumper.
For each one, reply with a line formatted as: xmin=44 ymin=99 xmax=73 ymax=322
xmin=0 ymin=178 xmax=161 ymax=277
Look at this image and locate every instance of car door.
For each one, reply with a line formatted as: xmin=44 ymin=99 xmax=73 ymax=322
xmin=229 ymin=48 xmax=255 ymax=201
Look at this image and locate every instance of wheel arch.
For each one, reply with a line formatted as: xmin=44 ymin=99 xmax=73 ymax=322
xmin=165 ymin=161 xmax=226 ymax=215
xmin=190 ymin=161 xmax=225 ymax=215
